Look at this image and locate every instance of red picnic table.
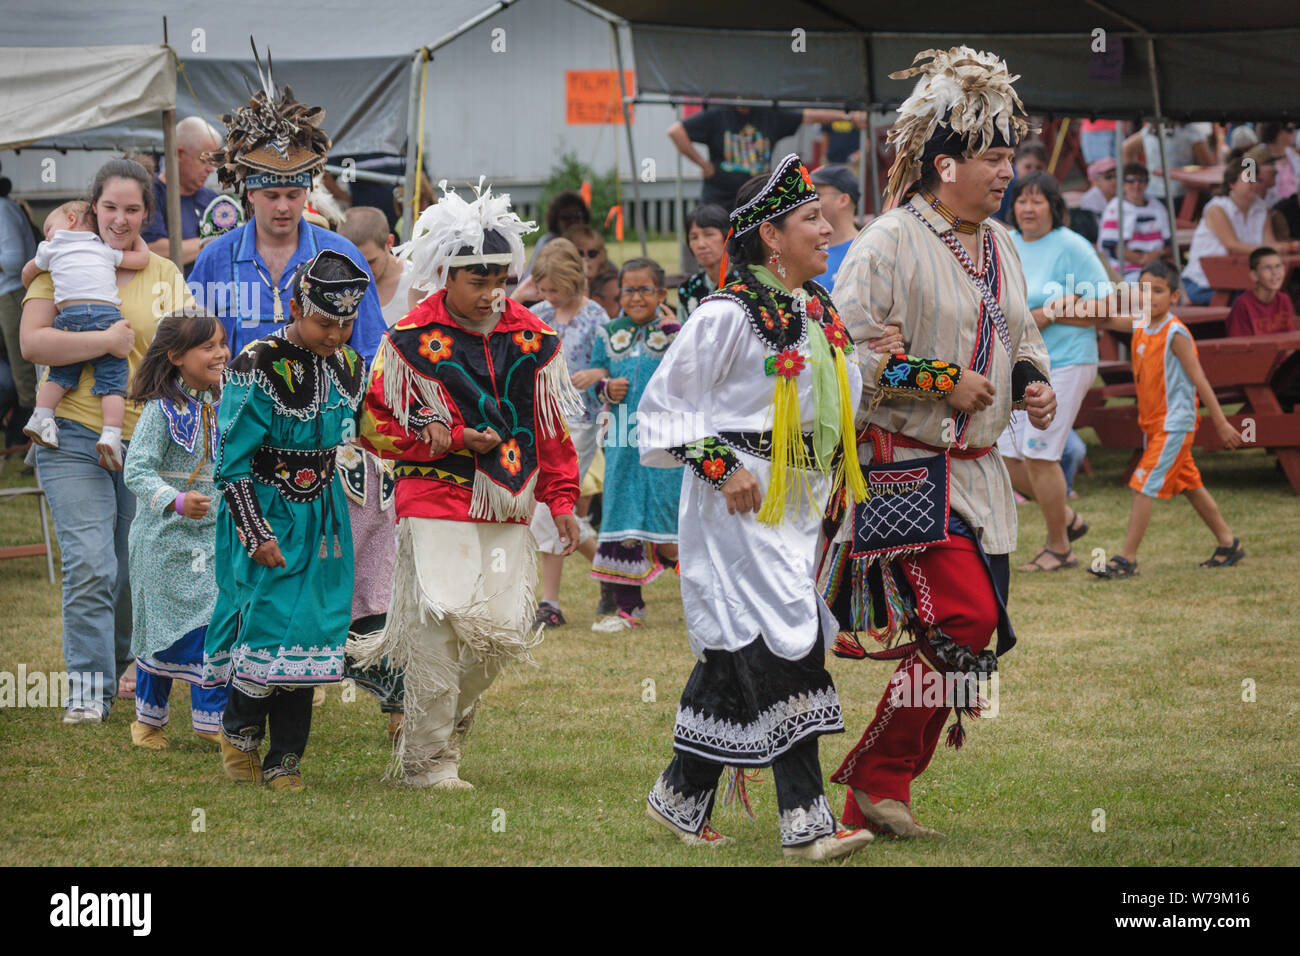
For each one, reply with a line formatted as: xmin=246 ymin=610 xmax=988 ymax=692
xmin=1198 ymin=252 xmax=1300 ymax=307
xmin=1165 ymin=165 xmax=1222 ymax=228
xmin=1075 ymin=330 xmax=1300 ymax=494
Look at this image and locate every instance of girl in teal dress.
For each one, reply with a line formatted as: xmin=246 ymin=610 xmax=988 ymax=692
xmin=588 ymin=258 xmax=684 ymax=630
xmin=125 ymin=308 xmax=230 ymax=750
xmin=203 ymin=250 xmax=370 ymax=790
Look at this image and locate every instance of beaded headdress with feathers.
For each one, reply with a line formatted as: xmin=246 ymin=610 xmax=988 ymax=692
xmin=205 ymin=38 xmax=331 ymax=194
xmin=395 ymin=178 xmax=535 ymax=294
xmin=884 ymin=46 xmax=1034 ymax=202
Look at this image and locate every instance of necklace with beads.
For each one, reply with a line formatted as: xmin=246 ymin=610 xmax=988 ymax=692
xmin=920 ymin=190 xmax=980 ymax=235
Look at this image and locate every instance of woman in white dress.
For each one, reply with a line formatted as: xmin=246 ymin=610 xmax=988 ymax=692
xmin=637 ymin=154 xmax=898 ymax=861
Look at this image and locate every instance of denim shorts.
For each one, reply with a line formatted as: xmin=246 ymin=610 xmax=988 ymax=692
xmin=48 ymin=303 xmax=128 ymax=396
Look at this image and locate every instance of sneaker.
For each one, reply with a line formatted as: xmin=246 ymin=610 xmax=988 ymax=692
xmin=533 ymin=602 xmax=566 ymax=629
xmin=95 ymin=430 xmax=124 ymax=470
xmin=23 ymin=414 xmax=59 ymax=450
xmin=646 ymin=804 xmax=733 ymax=847
xmin=62 ymin=705 xmax=104 ymax=724
xmin=783 ymin=827 xmax=875 ymax=862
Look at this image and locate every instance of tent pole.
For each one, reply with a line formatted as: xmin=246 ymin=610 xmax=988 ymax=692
xmin=866 ymin=114 xmax=880 ymax=217
xmin=1115 ymin=124 xmax=1126 ymax=280
xmin=162 ymin=109 xmax=182 ymax=269
xmin=401 ymin=50 xmax=427 ymax=242
xmin=675 ymin=104 xmax=685 ymax=272
xmin=611 ymin=21 xmax=647 ymax=257
xmin=1145 ymin=37 xmax=1182 ymax=271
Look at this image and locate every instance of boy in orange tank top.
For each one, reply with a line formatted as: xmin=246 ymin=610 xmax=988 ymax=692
xmin=1091 ymin=262 xmax=1245 ymax=578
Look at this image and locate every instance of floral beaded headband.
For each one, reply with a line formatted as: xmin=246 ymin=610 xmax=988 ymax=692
xmin=295 ymin=250 xmax=369 ymax=324
xmin=730 ymin=153 xmax=819 ymax=238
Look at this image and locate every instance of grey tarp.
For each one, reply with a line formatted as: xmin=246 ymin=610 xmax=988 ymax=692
xmin=0 ymin=45 xmax=176 ymax=151
xmin=0 ymin=0 xmax=501 ymax=154
xmin=593 ymin=2 xmax=1300 ymax=120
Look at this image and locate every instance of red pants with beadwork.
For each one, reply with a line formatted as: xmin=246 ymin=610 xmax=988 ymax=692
xmin=831 ymin=532 xmax=1000 ymax=820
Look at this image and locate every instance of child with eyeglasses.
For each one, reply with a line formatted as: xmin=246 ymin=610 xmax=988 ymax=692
xmin=587 ymin=258 xmax=682 ymax=631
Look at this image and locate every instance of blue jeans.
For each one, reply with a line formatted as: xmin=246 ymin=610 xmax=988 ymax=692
xmin=48 ymin=304 xmax=129 ymax=395
xmin=1181 ymin=275 xmax=1214 ymax=306
xmin=35 ymin=419 xmax=135 ymax=715
xmin=1060 ymin=428 xmax=1087 ymax=494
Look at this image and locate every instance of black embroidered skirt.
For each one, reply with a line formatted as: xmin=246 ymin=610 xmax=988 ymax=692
xmin=672 ymin=636 xmax=844 ymax=767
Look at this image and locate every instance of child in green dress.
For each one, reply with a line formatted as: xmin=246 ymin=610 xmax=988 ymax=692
xmin=203 ymin=250 xmax=370 ymax=790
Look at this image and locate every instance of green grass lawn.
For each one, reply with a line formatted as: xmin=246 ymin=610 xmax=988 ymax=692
xmin=1 ymin=441 xmax=1297 ymax=866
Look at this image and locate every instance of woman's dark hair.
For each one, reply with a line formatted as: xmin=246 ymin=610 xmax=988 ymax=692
xmin=1220 ymin=154 xmax=1251 ymax=195
xmin=1258 ymin=122 xmax=1285 ymax=145
xmin=618 ymin=257 xmax=665 ymax=289
xmin=0 ymin=177 xmax=10 ymax=199
xmin=128 ymin=307 xmax=224 ymax=405
xmin=446 ymin=228 xmax=512 ymax=279
xmin=686 ymin=203 xmax=729 ymax=234
xmin=1010 ymin=170 xmax=1068 ymax=232
xmin=87 ymin=158 xmax=153 ymax=234
xmin=545 ymin=191 xmax=591 ymax=236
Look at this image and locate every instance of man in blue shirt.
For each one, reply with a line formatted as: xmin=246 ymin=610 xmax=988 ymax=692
xmin=189 ymin=87 xmax=385 ymax=365
xmin=811 ymin=164 xmax=861 ymax=293
xmin=142 ymin=118 xmax=222 ymax=276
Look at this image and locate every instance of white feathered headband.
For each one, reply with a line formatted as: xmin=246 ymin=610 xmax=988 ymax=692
xmin=395 ymin=178 xmax=535 ymax=294
xmin=885 ymin=46 xmax=1035 ymax=201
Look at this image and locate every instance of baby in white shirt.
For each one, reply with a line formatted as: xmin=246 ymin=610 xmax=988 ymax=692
xmin=21 ymin=201 xmax=150 ymax=469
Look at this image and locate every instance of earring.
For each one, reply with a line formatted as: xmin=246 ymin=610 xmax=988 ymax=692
xmin=770 ymin=249 xmax=787 ymax=280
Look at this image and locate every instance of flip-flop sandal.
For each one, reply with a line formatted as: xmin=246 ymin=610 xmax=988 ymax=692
xmin=1066 ymin=510 xmax=1089 ymax=542
xmin=1200 ymin=537 xmax=1244 ymax=569
xmin=1088 ymin=555 xmax=1138 ymax=579
xmin=1019 ymin=547 xmax=1078 ymax=572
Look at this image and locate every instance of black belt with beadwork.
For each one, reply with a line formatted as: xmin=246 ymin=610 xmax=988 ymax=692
xmin=719 ymin=430 xmax=819 ymax=461
xmin=251 ymin=445 xmax=337 ymax=503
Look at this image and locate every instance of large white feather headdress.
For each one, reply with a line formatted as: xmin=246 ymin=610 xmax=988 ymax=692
xmin=885 ymin=46 xmax=1034 ymax=201
xmin=395 ymin=178 xmax=536 ymax=294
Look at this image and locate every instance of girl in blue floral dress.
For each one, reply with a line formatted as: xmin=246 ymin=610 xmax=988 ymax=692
xmin=588 ymin=258 xmax=684 ymax=630
xmin=125 ymin=308 xmax=231 ymax=750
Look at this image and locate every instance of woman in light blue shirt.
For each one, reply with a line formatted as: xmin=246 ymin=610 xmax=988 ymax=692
xmin=997 ymin=171 xmax=1112 ymax=572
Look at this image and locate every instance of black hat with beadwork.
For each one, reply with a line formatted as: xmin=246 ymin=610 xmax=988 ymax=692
xmin=295 ymin=249 xmax=369 ymax=323
xmin=730 ymin=153 xmax=819 ymax=237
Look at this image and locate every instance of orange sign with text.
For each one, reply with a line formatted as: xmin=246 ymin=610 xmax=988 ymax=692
xmin=566 ymin=70 xmax=635 ymax=125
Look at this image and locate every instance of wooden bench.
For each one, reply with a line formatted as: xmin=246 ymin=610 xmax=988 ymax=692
xmin=1096 ymin=305 xmax=1231 ymax=360
xmin=1198 ymin=252 xmax=1300 ymax=307
xmin=1075 ymin=331 xmax=1300 ymax=494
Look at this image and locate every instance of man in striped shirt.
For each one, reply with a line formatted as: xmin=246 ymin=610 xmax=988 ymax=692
xmin=1099 ymin=163 xmax=1172 ymax=282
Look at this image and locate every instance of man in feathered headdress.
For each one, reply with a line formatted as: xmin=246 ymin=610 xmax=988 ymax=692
xmin=351 ymin=180 xmax=581 ymax=790
xmin=189 ymin=41 xmax=387 ymax=364
xmin=821 ymin=47 xmax=1058 ymax=838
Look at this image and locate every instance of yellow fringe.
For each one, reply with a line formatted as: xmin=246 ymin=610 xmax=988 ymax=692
xmin=833 ymin=348 xmax=868 ymax=504
xmin=756 ymin=376 xmax=816 ymax=525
